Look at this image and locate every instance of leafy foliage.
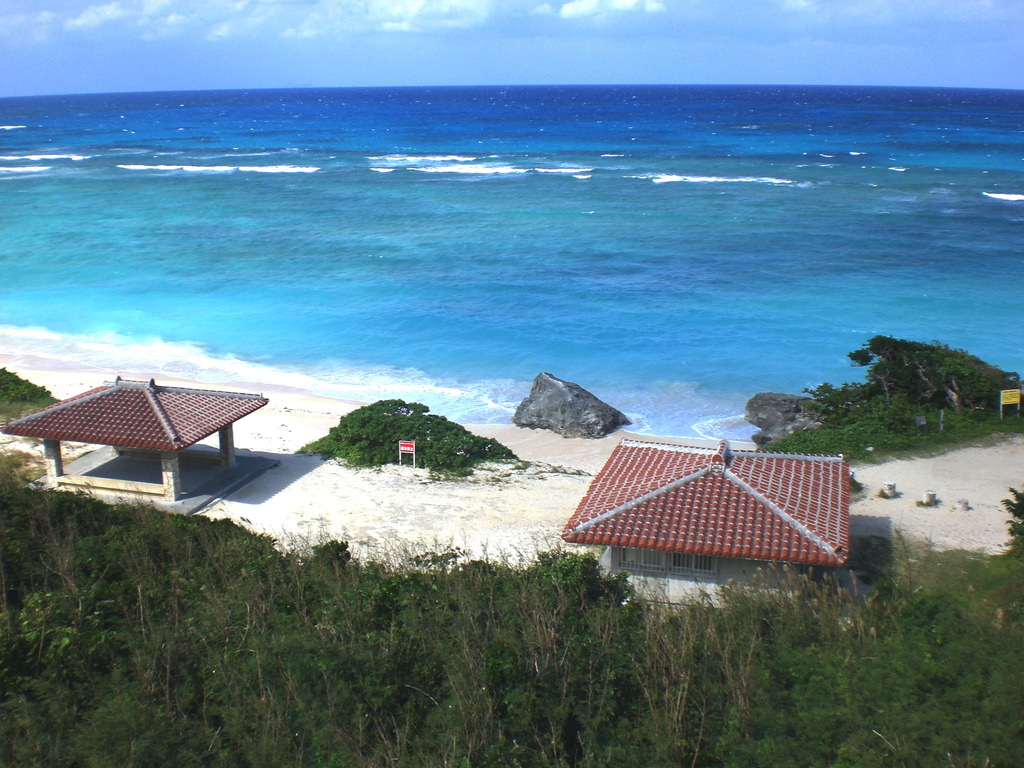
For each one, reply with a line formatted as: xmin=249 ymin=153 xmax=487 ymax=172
xmin=303 ymin=399 xmax=517 ymax=474
xmin=772 ymin=337 xmax=1022 ymax=459
xmin=847 ymin=335 xmax=1018 ymax=413
xmin=2 ymin=468 xmax=1024 ymax=766
xmin=1003 ymin=487 xmax=1024 ymax=556
xmin=0 ymin=368 xmax=57 ymax=421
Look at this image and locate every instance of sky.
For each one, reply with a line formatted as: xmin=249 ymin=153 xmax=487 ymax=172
xmin=0 ymin=0 xmax=1021 ymax=97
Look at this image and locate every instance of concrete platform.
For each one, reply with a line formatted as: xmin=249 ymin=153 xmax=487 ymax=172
xmin=53 ymin=445 xmax=279 ymax=515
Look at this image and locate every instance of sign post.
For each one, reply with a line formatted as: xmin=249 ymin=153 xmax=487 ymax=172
xmin=399 ymin=440 xmax=416 ymax=468
xmin=1000 ymin=389 xmax=1021 ymax=419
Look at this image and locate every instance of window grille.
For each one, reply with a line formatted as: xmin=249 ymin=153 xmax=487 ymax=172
xmin=669 ymin=552 xmax=716 ymax=579
xmin=619 ymin=547 xmax=665 ymax=573
xmin=619 ymin=548 xmax=716 ymax=579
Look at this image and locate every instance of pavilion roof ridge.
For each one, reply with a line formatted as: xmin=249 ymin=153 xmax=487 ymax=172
xmin=112 ymin=377 xmax=266 ymax=400
xmin=140 ymin=379 xmax=185 ymax=447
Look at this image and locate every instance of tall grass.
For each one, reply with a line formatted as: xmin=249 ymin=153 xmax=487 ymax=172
xmin=2 ymin=457 xmax=1022 ymax=767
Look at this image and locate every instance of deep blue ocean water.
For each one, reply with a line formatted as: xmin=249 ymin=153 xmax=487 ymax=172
xmin=1 ymin=85 xmax=1022 ymax=437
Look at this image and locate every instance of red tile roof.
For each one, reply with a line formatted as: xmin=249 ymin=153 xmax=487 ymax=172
xmin=561 ymin=440 xmax=850 ymax=567
xmin=1 ymin=378 xmax=268 ymax=452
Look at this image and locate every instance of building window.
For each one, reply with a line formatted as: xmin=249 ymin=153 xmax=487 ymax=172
xmin=668 ymin=552 xmax=716 ymax=579
xmin=618 ymin=548 xmax=716 ymax=579
xmin=619 ymin=547 xmax=665 ymax=573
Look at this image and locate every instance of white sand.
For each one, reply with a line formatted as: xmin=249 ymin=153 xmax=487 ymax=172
xmin=3 ymin=352 xmax=1022 ymax=558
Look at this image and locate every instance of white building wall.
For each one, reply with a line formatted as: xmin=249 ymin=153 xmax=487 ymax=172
xmin=602 ymin=545 xmax=803 ymax=603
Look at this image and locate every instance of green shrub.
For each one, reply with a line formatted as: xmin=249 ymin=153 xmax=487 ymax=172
xmin=1004 ymin=488 xmax=1024 ymax=557
xmin=302 ymin=399 xmax=517 ymax=475
xmin=774 ymin=338 xmax=1022 ymax=459
xmin=848 ymin=335 xmax=1018 ymax=413
xmin=0 ymin=368 xmax=57 ymax=421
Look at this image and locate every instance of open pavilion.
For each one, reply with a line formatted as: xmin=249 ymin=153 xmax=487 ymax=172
xmin=1 ymin=377 xmax=274 ymax=511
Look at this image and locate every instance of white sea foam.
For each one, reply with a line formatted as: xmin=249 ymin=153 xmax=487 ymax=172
xmin=644 ymin=173 xmax=796 ymax=185
xmin=888 ymin=167 xmax=907 ymax=172
xmin=238 ymin=165 xmax=319 ymax=173
xmin=573 ymin=174 xmax=592 ymax=180
xmin=0 ymin=323 xmax=757 ymax=440
xmin=117 ymin=164 xmax=318 ymax=173
xmin=118 ymin=164 xmax=235 ymax=172
xmin=411 ymin=164 xmax=528 ymax=175
xmin=368 ymin=154 xmax=477 ymax=165
xmin=983 ymin=192 xmax=1024 ymax=202
xmin=370 ymin=168 xmax=395 ymax=173
xmin=601 ymin=153 xmax=624 ymax=157
xmin=0 ymin=125 xmax=26 ymax=130
xmin=534 ymin=167 xmax=593 ymax=174
xmin=849 ymin=151 xmax=866 ymax=156
xmin=0 ymin=154 xmax=90 ymax=161
xmin=0 ymin=324 xmax=518 ymax=426
xmin=0 ymin=166 xmax=50 ymax=173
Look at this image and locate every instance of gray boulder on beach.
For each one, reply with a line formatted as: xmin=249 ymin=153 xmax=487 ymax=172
xmin=513 ymin=372 xmax=631 ymax=439
xmin=744 ymin=392 xmax=821 ymax=447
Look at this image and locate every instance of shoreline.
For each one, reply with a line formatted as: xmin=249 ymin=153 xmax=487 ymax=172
xmin=0 ymin=323 xmax=756 ymax=441
xmin=2 ymin=350 xmax=1021 ymax=559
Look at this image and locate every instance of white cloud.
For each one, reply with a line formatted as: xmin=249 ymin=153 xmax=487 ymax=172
xmin=0 ymin=11 xmax=59 ymax=41
xmin=64 ymin=2 xmax=129 ymax=31
xmin=558 ymin=0 xmax=664 ymax=19
xmin=3 ymin=0 xmax=1018 ymax=45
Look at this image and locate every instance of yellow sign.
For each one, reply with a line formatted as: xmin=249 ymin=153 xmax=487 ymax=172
xmin=1002 ymin=389 xmax=1022 ymax=405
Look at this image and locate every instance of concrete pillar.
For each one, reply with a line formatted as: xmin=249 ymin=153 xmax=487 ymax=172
xmin=218 ymin=424 xmax=236 ymax=467
xmin=161 ymin=452 xmax=181 ymax=501
xmin=43 ymin=439 xmax=63 ymax=478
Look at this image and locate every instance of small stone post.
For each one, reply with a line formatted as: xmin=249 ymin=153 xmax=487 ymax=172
xmin=218 ymin=424 xmax=236 ymax=467
xmin=161 ymin=452 xmax=182 ymax=501
xmin=43 ymin=439 xmax=64 ymax=478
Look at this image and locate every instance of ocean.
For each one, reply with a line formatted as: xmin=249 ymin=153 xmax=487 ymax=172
xmin=1 ymin=85 xmax=1022 ymax=438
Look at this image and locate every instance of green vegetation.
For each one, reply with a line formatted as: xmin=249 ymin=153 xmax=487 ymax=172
xmin=302 ymin=398 xmax=518 ymax=475
xmin=0 ymin=368 xmax=57 ymax=422
xmin=1 ymin=459 xmax=1023 ymax=767
xmin=1004 ymin=487 xmax=1024 ymax=556
xmin=771 ymin=336 xmax=1022 ymax=459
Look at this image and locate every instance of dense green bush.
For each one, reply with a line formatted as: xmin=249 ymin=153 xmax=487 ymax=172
xmin=1004 ymin=487 xmax=1024 ymax=557
xmin=0 ymin=368 xmax=56 ymax=421
xmin=772 ymin=337 xmax=1022 ymax=459
xmin=847 ymin=335 xmax=1018 ymax=413
xmin=2 ymin=466 xmax=1024 ymax=767
xmin=302 ymin=399 xmax=517 ymax=474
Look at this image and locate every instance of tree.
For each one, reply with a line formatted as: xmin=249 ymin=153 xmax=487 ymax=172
xmin=848 ymin=336 xmax=1018 ymax=413
xmin=1003 ymin=487 xmax=1024 ymax=556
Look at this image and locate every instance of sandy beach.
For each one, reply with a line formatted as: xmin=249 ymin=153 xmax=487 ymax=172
xmin=2 ymin=352 xmax=1022 ymax=560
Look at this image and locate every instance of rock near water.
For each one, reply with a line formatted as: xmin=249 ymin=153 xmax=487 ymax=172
xmin=513 ymin=372 xmax=631 ymax=439
xmin=744 ymin=392 xmax=821 ymax=447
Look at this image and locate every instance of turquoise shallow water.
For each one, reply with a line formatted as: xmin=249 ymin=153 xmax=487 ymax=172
xmin=1 ymin=85 xmax=1022 ymax=436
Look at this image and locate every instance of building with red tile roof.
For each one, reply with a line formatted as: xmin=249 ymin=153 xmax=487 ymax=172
xmin=2 ymin=378 xmax=268 ymax=501
xmin=561 ymin=439 xmax=849 ymax=587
